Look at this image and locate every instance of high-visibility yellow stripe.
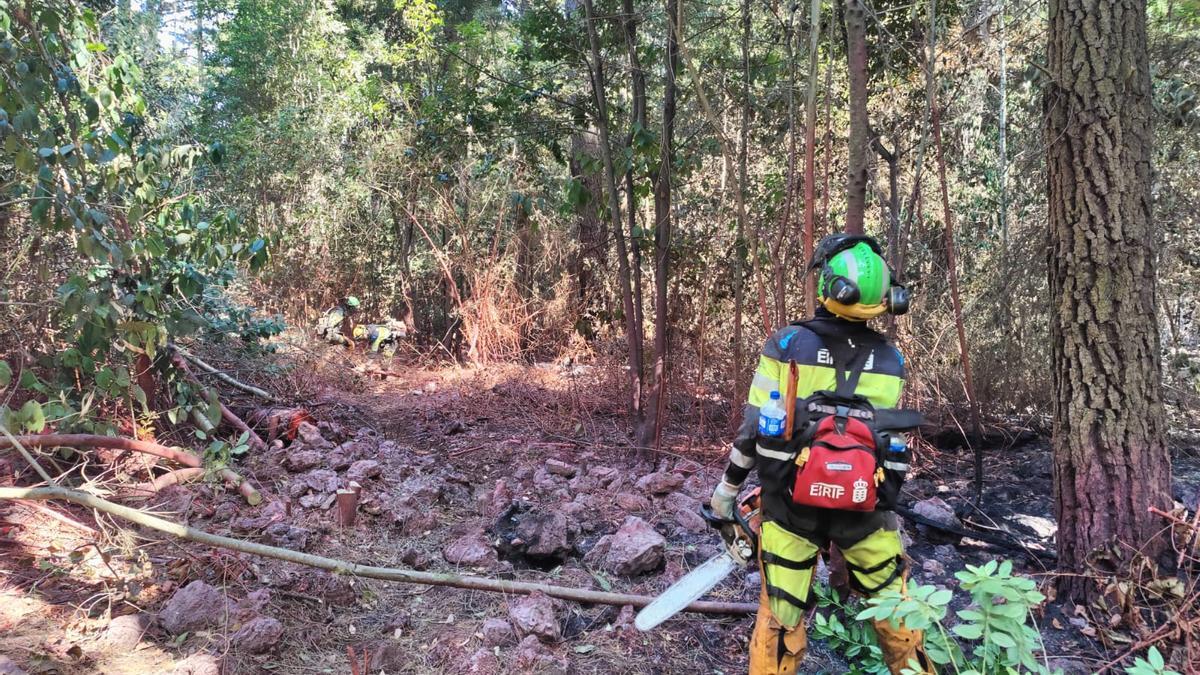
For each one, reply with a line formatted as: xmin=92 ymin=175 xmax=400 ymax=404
xmin=760 ymin=521 xmax=819 ymax=628
xmin=748 ymin=356 xmax=784 ymax=407
xmin=841 ymin=527 xmax=906 ymax=595
xmin=748 ymin=357 xmax=903 ymax=409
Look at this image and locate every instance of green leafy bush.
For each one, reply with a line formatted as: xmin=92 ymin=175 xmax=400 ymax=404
xmin=0 ymin=0 xmax=274 ymax=435
xmin=810 ymin=581 xmax=889 ymax=675
xmin=857 ymin=560 xmax=1057 ymax=675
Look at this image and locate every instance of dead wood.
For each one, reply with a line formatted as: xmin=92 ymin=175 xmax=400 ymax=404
xmin=893 ymin=504 xmax=1056 ymax=562
xmin=171 ymin=354 xmax=268 ymax=451
xmin=170 ymin=345 xmax=277 ymax=402
xmin=0 ymin=485 xmax=757 ymax=617
xmin=0 ymin=434 xmax=261 ymax=506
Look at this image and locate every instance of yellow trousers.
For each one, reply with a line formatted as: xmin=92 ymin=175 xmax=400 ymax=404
xmin=748 ymin=521 xmax=934 ymax=675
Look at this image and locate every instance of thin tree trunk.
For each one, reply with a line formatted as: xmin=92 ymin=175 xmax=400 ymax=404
xmin=639 ymin=0 xmax=679 ymax=452
xmin=772 ymin=8 xmax=798 ymax=328
xmin=803 ymin=0 xmax=821 ymax=316
xmin=997 ymin=3 xmax=1009 ymax=246
xmin=582 ymin=0 xmax=644 ymax=427
xmin=742 ymin=0 xmax=772 ymax=336
xmin=1046 ymin=0 xmax=1170 ymax=601
xmin=897 ymin=0 xmax=938 ymax=279
xmin=821 ymin=34 xmax=833 ymax=233
xmin=930 ymin=90 xmax=984 ymax=498
xmin=843 ymin=0 xmax=869 ymax=234
xmin=622 ymin=0 xmax=648 ymax=365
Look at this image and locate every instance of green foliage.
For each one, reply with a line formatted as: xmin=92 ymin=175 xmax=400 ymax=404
xmin=1124 ymin=647 xmax=1182 ymax=675
xmin=0 ymin=0 xmax=274 ymax=432
xmin=810 ymin=582 xmax=889 ymax=675
xmin=203 ymin=430 xmax=253 ymax=471
xmin=857 ymin=560 xmax=1058 ymax=675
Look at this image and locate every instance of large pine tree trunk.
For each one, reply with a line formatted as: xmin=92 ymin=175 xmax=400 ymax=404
xmin=1046 ymin=0 xmax=1171 ymax=600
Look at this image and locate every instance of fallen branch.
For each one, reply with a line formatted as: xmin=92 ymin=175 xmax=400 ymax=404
xmin=893 ymin=504 xmax=1056 ymax=562
xmin=171 ymin=354 xmax=267 ymax=452
xmin=0 ymin=425 xmax=54 ymax=483
xmin=0 ymin=435 xmax=261 ymax=506
xmin=170 ymin=345 xmax=277 ymax=402
xmin=0 ymin=486 xmax=756 ymax=617
xmin=129 ymin=467 xmax=207 ymax=496
xmin=1149 ymin=505 xmax=1200 ymax=565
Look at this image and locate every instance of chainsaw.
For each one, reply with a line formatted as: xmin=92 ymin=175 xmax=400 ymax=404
xmin=634 ymin=489 xmax=761 ymax=631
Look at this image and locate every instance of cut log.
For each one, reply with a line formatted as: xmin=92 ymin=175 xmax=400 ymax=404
xmin=335 ymin=489 xmax=359 ymax=527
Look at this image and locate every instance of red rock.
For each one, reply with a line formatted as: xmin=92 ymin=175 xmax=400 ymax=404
xmin=283 ymin=450 xmax=321 ymax=472
xmin=466 ymin=648 xmax=501 ymax=674
xmin=507 ymin=592 xmax=560 ymax=641
xmin=232 ymin=589 xmax=271 ymax=622
xmin=295 ymin=422 xmax=333 ymax=450
xmin=674 ymin=508 xmax=707 ymax=532
xmin=480 ymin=618 xmax=515 ymax=646
xmin=614 ymin=493 xmax=651 ymax=512
xmin=444 ymin=530 xmax=497 ymax=566
xmin=597 ymin=516 xmax=666 ymax=576
xmin=159 ymin=580 xmax=227 ymax=635
xmin=231 ymin=616 xmax=283 ymax=654
xmin=514 ymin=509 xmax=575 ymax=559
xmin=635 ymin=472 xmax=684 ymax=495
xmin=347 ymin=459 xmax=382 ymax=482
xmin=513 ymin=635 xmax=570 ymax=672
xmin=545 ymin=459 xmax=578 ymax=478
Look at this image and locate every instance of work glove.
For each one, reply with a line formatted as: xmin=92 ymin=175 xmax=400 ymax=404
xmin=709 ymin=479 xmax=739 ymax=521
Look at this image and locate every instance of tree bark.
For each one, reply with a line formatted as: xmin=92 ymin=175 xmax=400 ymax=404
xmin=582 ymin=0 xmax=645 ymax=427
xmin=639 ymin=0 xmax=679 ymax=452
xmin=1046 ymin=0 xmax=1171 ymax=600
xmin=803 ymin=0 xmax=821 ymax=315
xmin=621 ymin=0 xmax=648 ymax=367
xmin=843 ymin=0 xmax=869 ymax=234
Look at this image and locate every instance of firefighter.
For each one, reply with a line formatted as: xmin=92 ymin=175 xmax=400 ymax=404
xmin=353 ymin=319 xmax=407 ymax=356
xmin=317 ymin=296 xmax=360 ymax=346
xmin=710 ymin=234 xmax=933 ymax=675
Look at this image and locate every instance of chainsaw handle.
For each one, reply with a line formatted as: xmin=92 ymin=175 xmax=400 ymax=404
xmin=699 ymin=503 xmax=759 ymax=558
xmin=699 ymin=503 xmax=733 ymax=529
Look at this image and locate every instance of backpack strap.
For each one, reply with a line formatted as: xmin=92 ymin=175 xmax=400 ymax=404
xmin=798 ymin=319 xmax=878 ymax=398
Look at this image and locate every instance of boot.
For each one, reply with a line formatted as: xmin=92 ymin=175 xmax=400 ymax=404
xmin=873 ymin=618 xmax=935 ymax=675
xmin=748 ymin=605 xmax=807 ymax=675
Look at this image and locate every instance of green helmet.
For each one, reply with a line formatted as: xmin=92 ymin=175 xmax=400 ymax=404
xmin=811 ymin=234 xmax=892 ymax=320
xmin=345 ymin=296 xmax=361 ymax=309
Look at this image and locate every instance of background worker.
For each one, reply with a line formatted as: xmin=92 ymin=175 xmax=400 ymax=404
xmin=317 ymin=296 xmax=360 ymax=346
xmin=710 ymin=234 xmax=933 ymax=675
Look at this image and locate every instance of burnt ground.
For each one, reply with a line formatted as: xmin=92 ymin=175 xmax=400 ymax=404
xmin=1 ymin=341 xmax=1198 ymax=674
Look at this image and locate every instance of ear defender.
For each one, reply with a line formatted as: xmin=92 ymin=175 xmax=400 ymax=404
xmin=823 ymin=264 xmax=861 ymax=305
xmin=886 ymin=284 xmax=910 ymax=315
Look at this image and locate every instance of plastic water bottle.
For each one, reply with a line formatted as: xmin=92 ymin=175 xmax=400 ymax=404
xmin=758 ymin=391 xmax=786 ymax=437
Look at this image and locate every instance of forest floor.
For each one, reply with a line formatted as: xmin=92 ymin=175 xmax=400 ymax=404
xmin=2 ymin=336 xmax=1198 ymax=674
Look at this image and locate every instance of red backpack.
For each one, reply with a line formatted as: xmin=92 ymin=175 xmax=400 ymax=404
xmin=788 ymin=322 xmax=887 ymax=511
xmin=791 ymin=412 xmax=883 ymax=511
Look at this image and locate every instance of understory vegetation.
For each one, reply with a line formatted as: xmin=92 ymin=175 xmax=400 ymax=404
xmin=2 ymin=0 xmax=1200 ymax=672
